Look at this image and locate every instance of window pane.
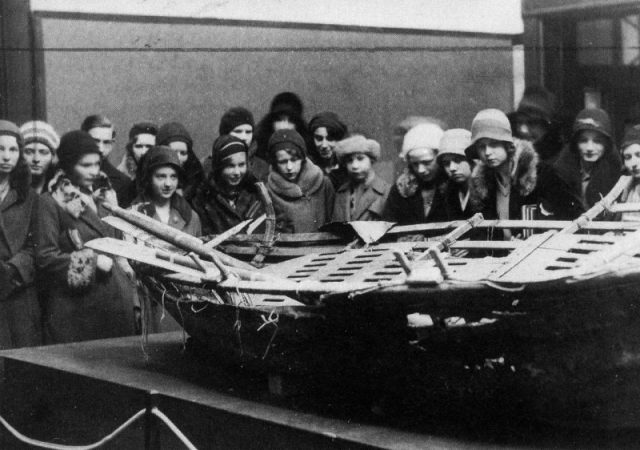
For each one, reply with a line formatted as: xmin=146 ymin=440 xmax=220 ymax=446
xmin=577 ymin=18 xmax=614 ymax=66
xmin=621 ymin=14 xmax=640 ymax=66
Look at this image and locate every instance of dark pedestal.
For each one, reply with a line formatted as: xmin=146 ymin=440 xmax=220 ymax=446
xmin=0 ymin=332 xmax=460 ymax=449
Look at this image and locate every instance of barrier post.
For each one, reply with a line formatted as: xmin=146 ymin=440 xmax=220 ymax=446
xmin=145 ymin=390 xmax=161 ymax=450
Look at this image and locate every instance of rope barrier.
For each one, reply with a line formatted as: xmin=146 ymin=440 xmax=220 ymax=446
xmin=0 ymin=402 xmax=199 ymax=449
xmin=151 ymin=408 xmax=198 ymax=450
xmin=0 ymin=409 xmax=145 ymax=450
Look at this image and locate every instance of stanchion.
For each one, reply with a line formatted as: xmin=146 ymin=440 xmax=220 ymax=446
xmin=145 ymin=390 xmax=161 ymax=450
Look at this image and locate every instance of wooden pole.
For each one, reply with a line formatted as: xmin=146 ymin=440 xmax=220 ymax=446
xmin=558 ymin=175 xmax=632 ymax=235
xmin=101 ymin=202 xmax=255 ymax=272
xmin=417 ymin=213 xmax=484 ymax=260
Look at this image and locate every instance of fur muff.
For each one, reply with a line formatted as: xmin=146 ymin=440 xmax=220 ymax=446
xmin=67 ymin=248 xmax=97 ymax=291
xmin=469 ymin=138 xmax=538 ymax=211
xmin=394 ymin=168 xmax=421 ymax=198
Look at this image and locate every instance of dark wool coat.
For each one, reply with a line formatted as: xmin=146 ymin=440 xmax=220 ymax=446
xmin=382 ymin=169 xmax=447 ymax=225
xmin=131 ymin=194 xmax=201 ymax=237
xmin=0 ymin=188 xmax=42 ymax=349
xmin=540 ymin=141 xmax=622 ymax=220
xmin=191 ymin=174 xmax=264 ymax=236
xmin=331 ymin=174 xmax=390 ymax=222
xmin=36 ymin=193 xmax=136 ymax=344
xmin=267 ymin=159 xmax=335 ymax=233
xmin=468 ymin=138 xmax=539 ymax=221
xmin=101 ymin=159 xmax=133 ymax=207
xmin=440 ymin=180 xmax=474 ymax=221
xmin=130 ymin=194 xmax=199 ymax=334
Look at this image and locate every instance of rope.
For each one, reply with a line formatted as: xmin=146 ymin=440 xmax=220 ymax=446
xmin=151 ymin=408 xmax=198 ymax=450
xmin=0 ymin=409 xmax=145 ymax=450
xmin=0 ymin=405 xmax=199 ymax=450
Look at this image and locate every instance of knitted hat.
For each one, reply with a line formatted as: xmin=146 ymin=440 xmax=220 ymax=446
xmin=157 ymin=122 xmax=193 ymax=149
xmin=621 ymin=125 xmax=640 ymax=151
xmin=20 ymin=120 xmax=59 ymax=151
xmin=268 ymin=129 xmax=306 ymax=160
xmin=219 ymin=107 xmax=254 ymax=136
xmin=128 ymin=121 xmax=157 ymax=140
xmin=516 ymin=85 xmax=557 ymax=123
xmin=572 ymin=108 xmax=612 ymax=140
xmin=436 ymin=129 xmax=471 ymax=165
xmin=466 ymin=109 xmax=513 ymax=159
xmin=211 ymin=135 xmax=247 ymax=167
xmin=308 ymin=112 xmax=348 ymax=140
xmin=400 ymin=123 xmax=444 ymax=160
xmin=0 ymin=120 xmax=23 ymax=147
xmin=142 ymin=145 xmax=183 ymax=177
xmin=334 ymin=135 xmax=381 ymax=162
xmin=57 ymin=130 xmax=101 ymax=174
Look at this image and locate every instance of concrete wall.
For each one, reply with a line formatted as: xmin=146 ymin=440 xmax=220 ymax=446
xmin=34 ymin=13 xmax=515 ymax=181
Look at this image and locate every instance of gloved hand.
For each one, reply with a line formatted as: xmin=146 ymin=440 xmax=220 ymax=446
xmin=0 ymin=262 xmax=20 ymax=301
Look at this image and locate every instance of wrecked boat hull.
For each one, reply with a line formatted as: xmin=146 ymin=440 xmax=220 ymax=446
xmin=143 ymin=269 xmax=640 ymax=429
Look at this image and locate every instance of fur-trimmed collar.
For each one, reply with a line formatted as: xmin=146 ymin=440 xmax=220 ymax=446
xmin=132 ymin=193 xmax=193 ymax=224
xmin=469 ymin=138 xmax=539 ymax=202
xmin=267 ymin=158 xmax=325 ymax=199
xmin=394 ymin=168 xmax=442 ymax=198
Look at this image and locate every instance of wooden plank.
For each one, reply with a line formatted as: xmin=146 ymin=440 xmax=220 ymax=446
xmin=85 ymin=237 xmax=218 ymax=282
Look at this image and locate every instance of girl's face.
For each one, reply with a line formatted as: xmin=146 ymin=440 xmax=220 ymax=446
xmin=345 ymin=153 xmax=373 ymax=183
xmin=0 ymin=135 xmax=21 ymax=176
xmin=72 ymin=153 xmax=101 ymax=189
xmin=407 ymin=147 xmax=438 ymax=183
xmin=623 ymin=143 xmax=640 ymax=179
xmin=577 ymin=130 xmax=606 ymax=163
xmin=151 ymin=166 xmax=178 ymax=201
xmin=439 ymin=154 xmax=471 ymax=183
xmin=313 ymin=127 xmax=337 ymax=160
xmin=476 ymin=138 xmax=509 ymax=169
xmin=168 ymin=141 xmax=189 ymax=166
xmin=132 ymin=133 xmax=155 ymax=163
xmin=275 ymin=149 xmax=302 ymax=182
xmin=230 ymin=125 xmax=253 ymax=147
xmin=23 ymin=142 xmax=53 ymax=177
xmin=220 ymin=152 xmax=247 ymax=187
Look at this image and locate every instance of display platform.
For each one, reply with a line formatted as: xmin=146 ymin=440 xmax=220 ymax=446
xmin=0 ymin=332 xmax=472 ymax=449
xmin=2 ymin=332 xmax=640 ymax=449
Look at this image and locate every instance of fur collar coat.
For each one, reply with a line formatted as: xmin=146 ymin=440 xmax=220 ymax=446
xmin=468 ymin=138 xmax=539 ymax=220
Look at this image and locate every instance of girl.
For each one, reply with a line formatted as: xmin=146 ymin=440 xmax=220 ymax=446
xmin=37 ymin=130 xmax=137 ymax=343
xmin=0 ymin=120 xmax=42 ymax=348
xmin=465 ymin=109 xmax=539 ymax=239
xmin=308 ymin=112 xmax=349 ymax=187
xmin=383 ymin=123 xmax=446 ymax=224
xmin=331 ymin=135 xmax=390 ymax=222
xmin=131 ymin=145 xmax=200 ymax=333
xmin=542 ymin=108 xmax=621 ymax=220
xmin=20 ymin=120 xmax=60 ymax=194
xmin=156 ymin=121 xmax=205 ymax=202
xmin=266 ymin=129 xmax=334 ymax=233
xmin=191 ymin=135 xmax=264 ymax=236
xmin=131 ymin=145 xmax=201 ymax=236
xmin=117 ymin=122 xmax=157 ymax=205
xmin=436 ymin=129 xmax=474 ymax=220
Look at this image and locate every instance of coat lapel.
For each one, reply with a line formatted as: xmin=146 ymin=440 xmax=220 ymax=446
xmin=352 ymin=176 xmax=387 ymax=220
